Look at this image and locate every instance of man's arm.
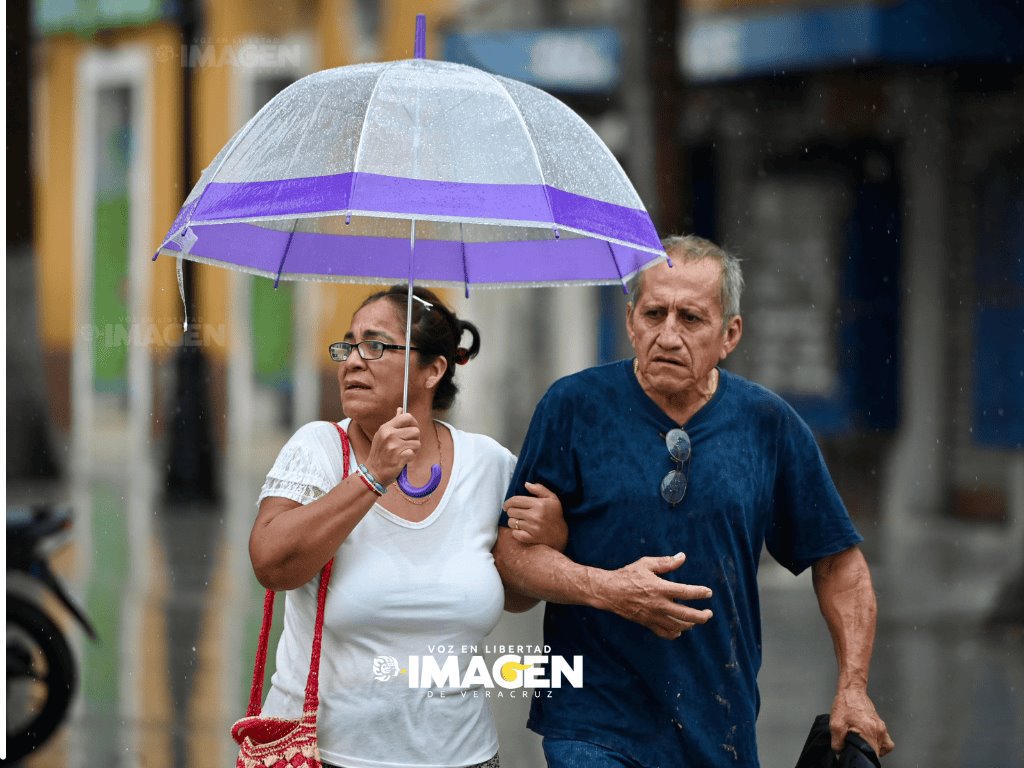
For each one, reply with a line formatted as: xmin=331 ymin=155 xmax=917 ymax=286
xmin=500 ymin=482 xmax=568 ymax=612
xmin=494 ymin=528 xmax=714 ymax=640
xmin=812 ymin=546 xmax=895 ymax=757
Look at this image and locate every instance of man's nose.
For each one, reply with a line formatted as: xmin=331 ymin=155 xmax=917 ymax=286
xmin=656 ymin=317 xmax=684 ymax=347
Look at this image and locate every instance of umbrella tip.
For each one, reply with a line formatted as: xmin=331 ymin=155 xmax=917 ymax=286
xmin=414 ymin=14 xmax=427 ymax=59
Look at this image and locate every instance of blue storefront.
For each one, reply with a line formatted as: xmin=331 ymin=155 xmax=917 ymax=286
xmin=678 ymin=0 xmax=1023 ymax=528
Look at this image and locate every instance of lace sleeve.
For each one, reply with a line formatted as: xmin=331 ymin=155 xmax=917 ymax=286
xmin=256 ymin=423 xmax=337 ymax=507
xmin=257 ymin=477 xmax=327 ymax=506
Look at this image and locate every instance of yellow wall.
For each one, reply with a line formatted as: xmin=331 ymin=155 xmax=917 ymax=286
xmin=148 ymin=24 xmax=188 ymax=356
xmin=35 ymin=0 xmax=458 ymax=374
xmin=35 ymin=37 xmax=82 ymax=352
xmin=380 ymin=0 xmax=453 ymax=59
xmin=318 ymin=0 xmax=356 ymax=69
xmin=188 ymin=0 xmax=457 ymax=368
xmin=191 ymin=0 xmax=240 ymax=364
xmin=192 ymin=0 xmax=379 ymax=366
xmin=34 ymin=24 xmax=183 ymax=358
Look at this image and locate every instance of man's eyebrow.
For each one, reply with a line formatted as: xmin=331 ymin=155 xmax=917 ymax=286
xmin=676 ymin=305 xmax=711 ymax=320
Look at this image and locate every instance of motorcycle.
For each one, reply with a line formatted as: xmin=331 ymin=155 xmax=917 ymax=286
xmin=6 ymin=505 xmax=97 ymax=761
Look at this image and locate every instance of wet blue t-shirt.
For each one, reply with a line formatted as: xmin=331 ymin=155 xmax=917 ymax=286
xmin=502 ymin=360 xmax=862 ymax=768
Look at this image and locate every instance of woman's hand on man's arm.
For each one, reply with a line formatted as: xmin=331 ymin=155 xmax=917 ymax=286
xmin=499 ymin=481 xmax=566 ymax=611
xmin=502 ymin=482 xmax=568 ymax=552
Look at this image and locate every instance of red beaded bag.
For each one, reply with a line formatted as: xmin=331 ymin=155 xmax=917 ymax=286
xmin=231 ymin=422 xmax=349 ymax=768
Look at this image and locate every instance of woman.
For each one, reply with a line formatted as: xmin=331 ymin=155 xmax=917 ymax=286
xmin=249 ymin=285 xmax=563 ymax=768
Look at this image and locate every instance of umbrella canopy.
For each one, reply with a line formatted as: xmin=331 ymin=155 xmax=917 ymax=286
xmin=155 ymin=55 xmax=664 ymax=291
xmin=155 ymin=17 xmax=667 ymax=496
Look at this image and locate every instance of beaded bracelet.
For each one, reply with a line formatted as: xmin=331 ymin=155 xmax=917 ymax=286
xmin=357 ymin=463 xmax=387 ymax=496
xmin=355 ymin=471 xmax=381 ymax=496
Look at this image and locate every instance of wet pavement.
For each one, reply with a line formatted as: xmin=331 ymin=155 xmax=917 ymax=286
xmin=7 ymin=444 xmax=1024 ymax=768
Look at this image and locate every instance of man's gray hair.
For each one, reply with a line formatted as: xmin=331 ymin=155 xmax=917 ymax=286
xmin=628 ymin=235 xmax=744 ymax=324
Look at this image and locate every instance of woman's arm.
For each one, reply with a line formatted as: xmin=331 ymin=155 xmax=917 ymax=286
xmin=250 ymin=475 xmax=378 ymax=591
xmin=250 ymin=411 xmax=422 ymax=591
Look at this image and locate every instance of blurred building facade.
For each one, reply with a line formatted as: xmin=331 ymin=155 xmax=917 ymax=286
xmin=677 ymin=0 xmax=1024 ymax=534
xmin=31 ymin=0 xmax=457 ymax=479
xmin=29 ymin=0 xmax=1024 ymax=531
xmin=16 ymin=4 xmax=1023 ymax=766
xmin=452 ymin=0 xmax=1024 ymax=540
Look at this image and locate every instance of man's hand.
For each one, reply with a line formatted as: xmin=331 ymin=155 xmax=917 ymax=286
xmin=812 ymin=546 xmax=894 ymax=759
xmin=830 ymin=687 xmax=894 ymax=757
xmin=503 ymin=482 xmax=568 ymax=551
xmin=591 ymin=553 xmax=713 ymax=639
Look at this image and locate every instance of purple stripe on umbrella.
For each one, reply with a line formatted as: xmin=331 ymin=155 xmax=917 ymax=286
xmin=465 ymin=238 xmax=646 ymax=283
xmin=546 ymin=186 xmax=662 ymax=252
xmin=196 ymin=174 xmax=354 ymax=221
xmin=179 ymin=173 xmax=661 ymax=251
xmin=160 ymin=223 xmax=657 ymax=284
xmin=350 ymin=174 xmax=553 ymax=222
xmin=162 ymin=223 xmax=295 ymax=274
xmin=166 ymin=197 xmax=201 ymax=240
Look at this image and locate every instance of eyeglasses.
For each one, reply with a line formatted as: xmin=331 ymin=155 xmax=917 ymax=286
xmin=329 ymin=340 xmax=419 ymax=362
xmin=660 ymin=428 xmax=692 ymax=506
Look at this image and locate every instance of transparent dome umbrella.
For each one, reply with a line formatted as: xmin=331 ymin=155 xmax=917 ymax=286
xmin=154 ymin=16 xmax=667 ymax=495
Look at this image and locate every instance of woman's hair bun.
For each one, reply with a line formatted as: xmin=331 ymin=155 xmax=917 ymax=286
xmin=457 ymin=320 xmax=481 ymax=365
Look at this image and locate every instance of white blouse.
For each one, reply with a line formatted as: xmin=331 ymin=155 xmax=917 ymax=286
xmin=256 ymin=419 xmax=516 ymax=768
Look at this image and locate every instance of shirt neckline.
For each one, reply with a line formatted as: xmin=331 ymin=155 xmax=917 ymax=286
xmin=340 ymin=418 xmax=460 ymax=529
xmin=622 ymin=358 xmax=729 ymax=429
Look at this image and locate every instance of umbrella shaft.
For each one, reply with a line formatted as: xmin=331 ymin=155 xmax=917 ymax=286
xmin=403 ymin=221 xmax=416 ymax=413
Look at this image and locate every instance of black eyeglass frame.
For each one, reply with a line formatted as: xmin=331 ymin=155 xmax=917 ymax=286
xmin=329 ymin=340 xmax=420 ymax=362
xmin=660 ymin=428 xmax=692 ymax=506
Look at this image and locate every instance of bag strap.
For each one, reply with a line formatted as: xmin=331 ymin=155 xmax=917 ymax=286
xmin=245 ymin=421 xmax=351 ymax=718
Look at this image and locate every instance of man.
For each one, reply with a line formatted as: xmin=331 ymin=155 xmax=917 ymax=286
xmin=495 ymin=236 xmax=894 ymax=768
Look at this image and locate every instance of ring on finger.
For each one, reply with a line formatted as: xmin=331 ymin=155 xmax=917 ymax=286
xmin=512 ymin=518 xmax=519 ymax=530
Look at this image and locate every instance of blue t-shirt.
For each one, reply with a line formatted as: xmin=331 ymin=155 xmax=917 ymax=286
xmin=502 ymin=360 xmax=862 ymax=768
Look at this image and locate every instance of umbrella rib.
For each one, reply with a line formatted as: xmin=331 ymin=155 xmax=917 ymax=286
xmin=479 ymin=71 xmax=556 ymax=223
xmin=350 ymin=61 xmax=401 ymax=219
xmin=482 ymin=76 xmax=639 ymax=221
xmin=460 ymin=223 xmax=470 ymax=298
xmin=173 ymin=83 xmax=297 ymax=241
xmin=606 ymin=240 xmax=629 ymax=295
xmin=273 ymin=221 xmax=298 ymax=288
xmin=254 ymin=87 xmax=321 ymax=187
xmin=352 ymin=61 xmax=399 ymax=182
xmin=286 ymin=89 xmax=333 ymax=178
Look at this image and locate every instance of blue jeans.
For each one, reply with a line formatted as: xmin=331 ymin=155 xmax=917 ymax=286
xmin=542 ymin=738 xmax=645 ymax=768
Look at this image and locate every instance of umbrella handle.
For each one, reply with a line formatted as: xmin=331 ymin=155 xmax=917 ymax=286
xmin=397 ymin=464 xmax=442 ymax=497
